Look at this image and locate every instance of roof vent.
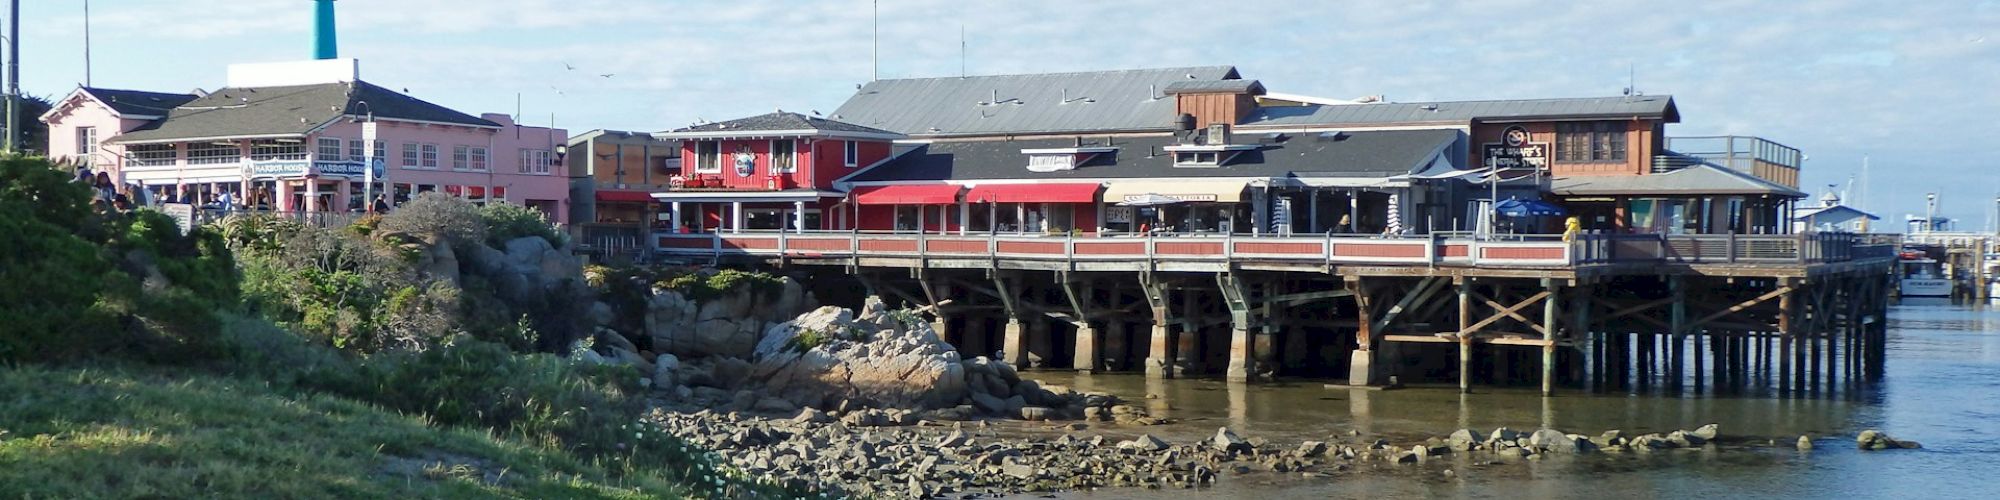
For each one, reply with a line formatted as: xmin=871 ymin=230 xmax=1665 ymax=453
xmin=1316 ymin=131 xmax=1347 ymax=142
xmin=1420 ymin=104 xmax=1439 ymax=112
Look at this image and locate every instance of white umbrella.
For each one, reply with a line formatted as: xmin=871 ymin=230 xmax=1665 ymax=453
xmin=1117 ymin=193 xmax=1183 ymax=207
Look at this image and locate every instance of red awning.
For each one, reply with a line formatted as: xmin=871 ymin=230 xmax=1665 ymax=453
xmin=853 ymin=185 xmax=963 ymax=205
xmin=966 ymin=183 xmax=1102 ymax=204
xmin=596 ymin=190 xmax=655 ymax=203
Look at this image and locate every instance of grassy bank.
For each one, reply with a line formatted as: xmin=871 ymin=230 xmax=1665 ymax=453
xmin=0 ymin=364 xmax=696 ymax=499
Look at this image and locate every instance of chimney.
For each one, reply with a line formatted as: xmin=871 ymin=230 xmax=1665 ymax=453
xmin=314 ymin=0 xmax=338 ymax=60
xmin=1205 ymin=123 xmax=1231 ymax=146
xmin=1167 ymin=79 xmax=1265 ymax=131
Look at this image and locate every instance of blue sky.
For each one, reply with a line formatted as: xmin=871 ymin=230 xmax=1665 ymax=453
xmin=15 ymin=0 xmax=1998 ymax=226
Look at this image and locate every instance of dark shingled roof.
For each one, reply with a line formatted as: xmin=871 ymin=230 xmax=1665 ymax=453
xmin=665 ymin=112 xmax=897 ymax=135
xmin=80 ymin=87 xmax=198 ymax=117
xmin=847 ymin=129 xmax=1459 ymax=183
xmin=1241 ymin=95 xmax=1680 ymax=128
xmin=1162 ymin=79 xmax=1265 ymax=95
xmin=109 ymin=81 xmax=499 ymax=144
xmin=832 ymin=66 xmax=1242 ymax=137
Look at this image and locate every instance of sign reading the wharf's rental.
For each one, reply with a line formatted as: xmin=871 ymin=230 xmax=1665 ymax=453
xmin=1483 ymin=125 xmax=1548 ymax=171
xmin=1121 ymin=193 xmax=1218 ymax=203
xmin=245 ymin=159 xmax=387 ymax=179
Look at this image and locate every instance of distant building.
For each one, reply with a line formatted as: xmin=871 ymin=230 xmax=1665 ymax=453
xmin=649 ymin=112 xmax=902 ymax=234
xmin=1792 ymin=188 xmax=1879 ymax=233
xmin=40 ymin=59 xmax=570 ymax=218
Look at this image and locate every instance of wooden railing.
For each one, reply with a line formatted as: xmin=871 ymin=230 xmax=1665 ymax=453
xmin=658 ymin=230 xmax=1889 ymax=270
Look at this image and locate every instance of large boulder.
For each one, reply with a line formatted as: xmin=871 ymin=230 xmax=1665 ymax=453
xmin=750 ymin=300 xmax=969 ymax=410
xmin=1856 ymin=430 xmax=1921 ymax=450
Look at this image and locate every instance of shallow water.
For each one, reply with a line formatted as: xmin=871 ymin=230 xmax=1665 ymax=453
xmin=1019 ymin=300 xmax=2000 ymax=499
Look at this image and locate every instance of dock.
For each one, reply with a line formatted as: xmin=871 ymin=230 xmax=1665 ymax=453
xmin=657 ymin=230 xmax=1895 ymax=397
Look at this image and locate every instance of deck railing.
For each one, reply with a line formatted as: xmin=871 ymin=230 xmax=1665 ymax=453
xmin=655 ymin=230 xmax=1890 ymax=270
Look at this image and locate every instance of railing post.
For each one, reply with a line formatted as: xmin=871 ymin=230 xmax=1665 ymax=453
xmin=1224 ymin=231 xmax=1234 ymax=263
xmin=778 ymin=230 xmax=788 ymax=256
xmin=1727 ymin=232 xmax=1737 ymax=263
xmin=1066 ymin=231 xmax=1076 ymax=262
xmin=1146 ymin=232 xmax=1157 ymax=270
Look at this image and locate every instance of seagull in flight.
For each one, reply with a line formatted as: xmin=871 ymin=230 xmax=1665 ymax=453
xmin=563 ymin=62 xmax=576 ymax=70
xmin=599 ymin=73 xmax=615 ymax=78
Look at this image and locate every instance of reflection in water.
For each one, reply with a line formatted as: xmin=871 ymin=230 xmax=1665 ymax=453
xmin=1025 ymin=304 xmax=2000 ymax=498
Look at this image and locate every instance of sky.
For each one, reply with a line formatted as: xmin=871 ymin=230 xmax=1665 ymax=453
xmin=11 ymin=0 xmax=1998 ymax=226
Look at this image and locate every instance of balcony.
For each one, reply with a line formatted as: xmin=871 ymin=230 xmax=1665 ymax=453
xmin=1659 ymin=136 xmax=1802 ymax=188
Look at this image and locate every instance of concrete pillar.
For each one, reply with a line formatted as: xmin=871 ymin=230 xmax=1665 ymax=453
xmin=337 ymin=180 xmax=351 ymax=212
xmin=1146 ymin=320 xmax=1171 ymax=377
xmin=305 ymin=180 xmax=321 ymax=212
xmin=1458 ymin=280 xmax=1473 ymax=393
xmin=1001 ymin=319 xmax=1028 ymax=367
xmin=730 ymin=201 xmax=744 ymax=233
xmin=930 ymin=320 xmax=952 ymax=346
xmin=1225 ymin=312 xmax=1252 ymax=383
xmin=793 ymin=200 xmax=807 ymax=233
xmin=1071 ymin=322 xmax=1098 ymax=372
xmin=670 ymin=201 xmax=683 ymax=233
xmin=277 ymin=181 xmax=295 ymax=212
xmin=1176 ymin=288 xmax=1202 ymax=377
xmin=1543 ymin=280 xmax=1560 ymax=397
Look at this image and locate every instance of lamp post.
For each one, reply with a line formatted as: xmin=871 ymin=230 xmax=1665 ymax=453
xmin=354 ymin=101 xmax=377 ymax=212
xmin=1924 ymin=192 xmax=1938 ymax=233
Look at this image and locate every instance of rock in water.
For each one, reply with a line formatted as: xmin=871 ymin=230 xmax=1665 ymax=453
xmin=1691 ymin=423 xmax=1720 ymax=441
xmin=1528 ymin=429 xmax=1578 ymax=453
xmin=1797 ymin=435 xmax=1814 ymax=451
xmin=1447 ymin=429 xmax=1482 ymax=451
xmin=750 ymin=301 xmax=969 ymax=410
xmin=1120 ymin=434 xmax=1169 ymax=452
xmin=1856 ymin=429 xmax=1922 ymax=450
xmin=1213 ymin=427 xmax=1252 ymax=455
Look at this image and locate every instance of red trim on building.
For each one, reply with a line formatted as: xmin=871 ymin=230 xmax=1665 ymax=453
xmin=853 ymin=185 xmax=964 ymax=205
xmin=596 ymin=190 xmax=655 ymax=203
xmin=965 ymin=183 xmax=1101 ymax=203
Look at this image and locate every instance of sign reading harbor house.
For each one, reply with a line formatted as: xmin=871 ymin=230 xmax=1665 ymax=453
xmin=1482 ymin=125 xmax=1549 ymax=171
xmin=245 ymin=159 xmax=387 ymax=179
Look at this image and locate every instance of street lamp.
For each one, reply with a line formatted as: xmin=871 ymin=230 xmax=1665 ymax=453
xmin=1925 ymin=192 xmax=1938 ymax=233
xmin=352 ymin=100 xmax=377 ymax=212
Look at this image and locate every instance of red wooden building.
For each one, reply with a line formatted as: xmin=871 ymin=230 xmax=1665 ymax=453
xmin=650 ymin=112 xmax=899 ymax=233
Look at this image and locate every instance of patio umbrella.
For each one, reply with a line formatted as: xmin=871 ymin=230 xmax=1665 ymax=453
xmin=1117 ymin=193 xmax=1183 ymax=207
xmin=1494 ymin=197 xmax=1566 ymax=218
xmin=1384 ymin=193 xmax=1404 ymax=235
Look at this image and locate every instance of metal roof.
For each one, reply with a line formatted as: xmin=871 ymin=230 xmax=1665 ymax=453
xmin=79 ymin=87 xmax=198 ymax=117
xmin=1162 ymin=79 xmax=1265 ymax=95
xmin=1240 ymin=95 xmax=1680 ymax=128
xmin=109 ymin=81 xmax=500 ymax=144
xmin=657 ymin=112 xmax=900 ymax=139
xmin=831 ymin=66 xmax=1242 ymax=138
xmin=1551 ymin=163 xmax=1805 ymax=198
xmin=845 ymin=129 xmax=1458 ymax=183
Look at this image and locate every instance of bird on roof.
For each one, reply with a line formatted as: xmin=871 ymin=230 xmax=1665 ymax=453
xmin=811 ymin=110 xmax=821 ymax=116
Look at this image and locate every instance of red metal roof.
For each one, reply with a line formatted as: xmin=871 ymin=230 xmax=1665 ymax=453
xmin=853 ymin=185 xmax=962 ymax=205
xmin=596 ymin=190 xmax=655 ymax=203
xmin=965 ymin=183 xmax=1101 ymax=204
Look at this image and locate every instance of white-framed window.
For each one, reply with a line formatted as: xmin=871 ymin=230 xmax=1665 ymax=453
xmin=843 ymin=140 xmax=859 ymax=167
xmin=373 ymin=140 xmax=387 ymax=160
xmin=420 ymin=144 xmax=440 ymax=169
xmin=401 ymin=143 xmax=421 ymax=168
xmin=127 ymin=143 xmax=177 ymax=167
xmin=770 ymin=139 xmax=796 ymax=173
xmin=189 ymin=142 xmax=238 ymax=165
xmin=316 ymin=137 xmax=344 ymax=161
xmin=452 ymin=145 xmax=471 ymax=170
xmin=693 ymin=141 xmax=721 ymax=174
xmin=250 ymin=139 xmax=308 ymax=161
xmin=519 ymin=149 xmax=552 ymax=174
xmin=469 ymin=147 xmax=488 ymax=171
xmin=347 ymin=139 xmax=365 ymax=160
xmin=75 ymin=127 xmax=97 ymax=156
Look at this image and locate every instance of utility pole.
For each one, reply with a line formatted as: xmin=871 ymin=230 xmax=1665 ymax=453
xmin=4 ymin=0 xmax=19 ymax=153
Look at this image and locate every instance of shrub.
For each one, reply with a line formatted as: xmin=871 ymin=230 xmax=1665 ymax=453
xmin=376 ymin=192 xmax=485 ymax=246
xmin=481 ymin=202 xmax=567 ymax=249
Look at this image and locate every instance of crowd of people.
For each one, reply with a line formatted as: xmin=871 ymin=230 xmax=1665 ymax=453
xmin=72 ymin=166 xmax=394 ymax=215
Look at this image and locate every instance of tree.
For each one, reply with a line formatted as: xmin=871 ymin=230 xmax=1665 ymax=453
xmin=3 ymin=93 xmax=53 ymax=155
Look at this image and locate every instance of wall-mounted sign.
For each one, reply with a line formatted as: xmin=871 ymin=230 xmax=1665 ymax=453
xmin=1121 ymin=193 xmax=1219 ymax=203
xmin=244 ymin=159 xmax=387 ymax=179
xmin=733 ymin=150 xmax=755 ymax=177
xmin=1104 ymin=206 xmax=1135 ymax=223
xmin=1482 ymin=125 xmax=1548 ymax=171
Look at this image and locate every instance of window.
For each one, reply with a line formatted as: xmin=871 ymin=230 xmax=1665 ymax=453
xmin=420 ymin=144 xmax=440 ymax=169
xmin=250 ymin=139 xmax=307 ymax=161
xmin=1173 ymin=151 xmax=1220 ymax=167
xmin=1557 ymin=122 xmax=1627 ymax=162
xmin=519 ymin=149 xmax=552 ymax=174
xmin=401 ymin=143 xmax=421 ymax=168
xmin=843 ymin=140 xmax=859 ymax=167
xmin=189 ymin=142 xmax=238 ymax=164
xmin=693 ymin=141 xmax=721 ymax=173
xmin=316 ymin=138 xmax=344 ymax=161
xmin=770 ymin=140 xmax=796 ymax=173
xmin=75 ymin=127 xmax=97 ymax=156
xmin=453 ymin=145 xmax=471 ymax=170
xmin=469 ymin=147 xmax=488 ymax=171
xmin=127 ymin=143 xmax=177 ymax=167
xmin=347 ymin=139 xmax=365 ymax=160
xmin=373 ymin=140 xmax=387 ymax=160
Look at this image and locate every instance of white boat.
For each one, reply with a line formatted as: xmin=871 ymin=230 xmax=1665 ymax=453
xmin=1898 ymin=256 xmax=1952 ymax=297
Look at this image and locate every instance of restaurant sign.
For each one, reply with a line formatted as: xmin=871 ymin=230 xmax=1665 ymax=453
xmin=1482 ymin=125 xmax=1548 ymax=171
xmin=1120 ymin=193 xmax=1219 ymax=203
xmin=245 ymin=159 xmax=388 ymax=179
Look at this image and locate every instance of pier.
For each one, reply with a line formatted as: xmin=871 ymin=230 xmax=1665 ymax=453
xmin=658 ymin=230 xmax=1895 ymax=397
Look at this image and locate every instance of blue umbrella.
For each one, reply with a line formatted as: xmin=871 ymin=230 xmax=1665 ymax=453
xmin=1494 ymin=197 xmax=1565 ymax=217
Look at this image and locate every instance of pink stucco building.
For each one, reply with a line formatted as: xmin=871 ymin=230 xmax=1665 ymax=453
xmin=40 ymin=59 xmax=570 ymax=219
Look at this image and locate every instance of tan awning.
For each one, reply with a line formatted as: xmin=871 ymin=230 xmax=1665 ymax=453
xmin=1100 ymin=180 xmax=1248 ymax=203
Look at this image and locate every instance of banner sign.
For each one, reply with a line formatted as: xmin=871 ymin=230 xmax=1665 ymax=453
xmin=1482 ymin=125 xmax=1548 ymax=171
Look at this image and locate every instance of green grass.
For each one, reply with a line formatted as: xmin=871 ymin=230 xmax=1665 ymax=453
xmin=0 ymin=365 xmax=698 ymax=499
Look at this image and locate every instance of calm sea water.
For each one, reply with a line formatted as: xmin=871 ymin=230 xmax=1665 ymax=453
xmin=1017 ymin=299 xmax=2000 ymax=499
